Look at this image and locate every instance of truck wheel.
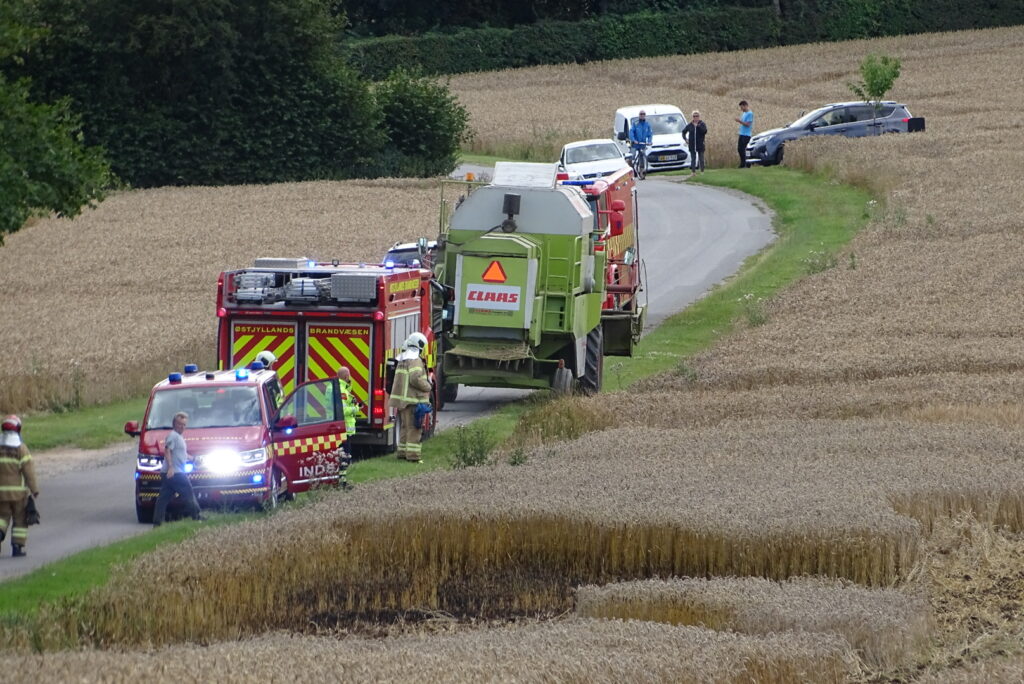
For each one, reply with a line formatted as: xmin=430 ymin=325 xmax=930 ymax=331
xmin=136 ymin=502 xmax=153 ymax=524
xmin=442 ymin=383 xmax=459 ymax=404
xmin=578 ymin=326 xmax=604 ymax=395
xmin=259 ymin=468 xmax=285 ymax=512
xmin=552 ymin=367 xmax=573 ymax=395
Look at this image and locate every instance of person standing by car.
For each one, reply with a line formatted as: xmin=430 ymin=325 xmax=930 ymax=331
xmin=153 ymin=412 xmax=204 ymax=527
xmin=683 ymin=111 xmax=707 ymax=174
xmin=734 ymin=100 xmax=754 ymax=168
xmin=0 ymin=416 xmax=39 ymax=558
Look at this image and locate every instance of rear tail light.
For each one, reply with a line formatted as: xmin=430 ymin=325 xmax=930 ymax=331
xmin=901 ymin=118 xmax=910 ymax=123
xmin=372 ymin=389 xmax=385 ymax=423
xmin=556 ymin=172 xmax=569 ymax=181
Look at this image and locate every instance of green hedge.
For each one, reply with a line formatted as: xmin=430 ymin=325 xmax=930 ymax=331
xmin=344 ymin=8 xmax=781 ymax=80
xmin=343 ymin=0 xmax=1024 ymax=79
xmin=779 ymin=0 xmax=1024 ymax=43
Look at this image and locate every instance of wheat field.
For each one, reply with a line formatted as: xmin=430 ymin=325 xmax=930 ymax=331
xmin=4 ymin=23 xmax=1024 ymax=682
xmin=0 ymin=179 xmax=438 ymax=411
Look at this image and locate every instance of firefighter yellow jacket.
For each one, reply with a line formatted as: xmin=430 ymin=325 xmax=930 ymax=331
xmin=0 ymin=444 xmax=38 ymax=502
xmin=388 ymin=355 xmax=432 ymax=409
xmin=339 ymin=378 xmax=359 ymax=437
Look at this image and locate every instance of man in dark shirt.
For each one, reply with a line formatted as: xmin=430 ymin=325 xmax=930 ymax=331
xmin=683 ymin=111 xmax=708 ymax=174
xmin=153 ymin=412 xmax=203 ymax=527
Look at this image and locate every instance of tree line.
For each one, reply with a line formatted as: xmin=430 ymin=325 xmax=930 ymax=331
xmin=0 ymin=0 xmax=470 ymax=241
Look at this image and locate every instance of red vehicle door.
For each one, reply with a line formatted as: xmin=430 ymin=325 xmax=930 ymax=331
xmin=271 ymin=378 xmax=346 ymax=493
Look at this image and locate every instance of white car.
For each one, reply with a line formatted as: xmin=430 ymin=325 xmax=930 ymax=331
xmin=558 ymin=139 xmax=630 ymax=179
xmin=613 ymin=104 xmax=690 ymax=172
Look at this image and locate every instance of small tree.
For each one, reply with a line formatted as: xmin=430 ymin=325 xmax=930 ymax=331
xmin=847 ymin=54 xmax=902 ymax=133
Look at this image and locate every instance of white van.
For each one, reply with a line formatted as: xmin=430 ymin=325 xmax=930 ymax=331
xmin=613 ymin=104 xmax=689 ymax=172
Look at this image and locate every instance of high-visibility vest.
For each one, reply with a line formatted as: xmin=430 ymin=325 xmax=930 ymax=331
xmin=339 ymin=379 xmax=359 ymax=437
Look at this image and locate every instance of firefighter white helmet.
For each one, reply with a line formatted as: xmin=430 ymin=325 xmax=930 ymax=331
xmin=1 ymin=415 xmax=22 ymax=448
xmin=255 ymin=350 xmax=277 ymax=369
xmin=404 ymin=332 xmax=428 ymax=353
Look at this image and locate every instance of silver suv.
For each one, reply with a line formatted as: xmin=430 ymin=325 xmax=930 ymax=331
xmin=746 ymin=101 xmax=924 ymax=166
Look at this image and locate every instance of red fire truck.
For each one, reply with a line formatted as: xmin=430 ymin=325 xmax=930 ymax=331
xmin=215 ymin=257 xmax=440 ymax=451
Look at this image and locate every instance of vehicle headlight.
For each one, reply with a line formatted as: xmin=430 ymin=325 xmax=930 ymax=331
xmin=137 ymin=453 xmax=161 ymax=471
xmin=239 ymin=447 xmax=268 ymax=465
xmin=203 ymin=449 xmax=243 ymax=474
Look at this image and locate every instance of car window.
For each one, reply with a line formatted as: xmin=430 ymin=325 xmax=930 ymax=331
xmin=812 ymin=108 xmax=848 ymax=127
xmin=146 ymin=386 xmax=262 ymax=429
xmin=631 ymin=114 xmax=685 ymax=135
xmin=278 ymin=379 xmax=338 ymax=427
xmin=566 ymin=143 xmax=622 ymax=164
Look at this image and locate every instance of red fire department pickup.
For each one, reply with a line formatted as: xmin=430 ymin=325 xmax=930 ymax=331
xmin=125 ymin=365 xmax=347 ymax=523
xmin=215 ymin=257 xmax=441 ymax=452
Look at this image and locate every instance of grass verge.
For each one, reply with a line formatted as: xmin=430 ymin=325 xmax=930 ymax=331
xmin=1 ymin=166 xmax=869 ymax=618
xmin=23 ymin=397 xmax=146 ymax=452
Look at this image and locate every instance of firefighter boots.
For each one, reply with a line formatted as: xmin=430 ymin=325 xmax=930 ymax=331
xmin=12 ymin=543 xmax=25 ymax=557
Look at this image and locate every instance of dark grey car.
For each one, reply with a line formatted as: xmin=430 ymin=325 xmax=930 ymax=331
xmin=745 ymin=101 xmax=924 ymax=166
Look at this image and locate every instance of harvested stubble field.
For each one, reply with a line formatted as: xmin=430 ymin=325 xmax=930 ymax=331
xmin=0 ymin=179 xmax=438 ymax=411
xmin=6 ymin=24 xmax=1024 ymax=683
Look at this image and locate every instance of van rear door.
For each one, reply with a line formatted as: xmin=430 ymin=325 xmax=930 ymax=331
xmin=271 ymin=378 xmax=345 ymax=491
xmin=229 ymin=320 xmax=298 ymax=394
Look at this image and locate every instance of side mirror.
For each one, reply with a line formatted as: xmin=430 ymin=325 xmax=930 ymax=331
xmin=616 ymin=131 xmax=627 ymax=141
xmin=417 ymin=236 xmax=428 ymax=253
xmin=609 ymin=212 xmax=625 ymax=237
xmin=610 ymin=199 xmax=626 ymax=212
xmin=124 ymin=420 xmax=141 ymax=437
xmin=274 ymin=414 xmax=297 ymax=431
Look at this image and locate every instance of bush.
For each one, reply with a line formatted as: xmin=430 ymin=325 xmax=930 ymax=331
xmin=344 ymin=8 xmax=781 ymax=79
xmin=15 ymin=0 xmax=464 ymax=187
xmin=450 ymin=424 xmax=494 ymax=468
xmin=344 ymin=1 xmax=1024 ymax=79
xmin=375 ymin=69 xmax=470 ymax=177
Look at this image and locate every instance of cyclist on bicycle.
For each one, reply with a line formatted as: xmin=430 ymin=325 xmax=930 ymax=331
xmin=629 ymin=110 xmax=653 ymax=174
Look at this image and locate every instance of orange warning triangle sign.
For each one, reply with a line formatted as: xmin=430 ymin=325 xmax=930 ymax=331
xmin=481 ymin=260 xmax=507 ymax=283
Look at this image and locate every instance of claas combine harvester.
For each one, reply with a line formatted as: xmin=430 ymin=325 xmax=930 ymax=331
xmin=428 ymin=162 xmax=645 ymax=397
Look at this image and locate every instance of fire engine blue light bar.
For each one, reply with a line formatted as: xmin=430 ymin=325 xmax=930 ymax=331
xmin=235 ymin=368 xmax=249 ymax=381
xmin=560 ymin=180 xmax=594 ymax=186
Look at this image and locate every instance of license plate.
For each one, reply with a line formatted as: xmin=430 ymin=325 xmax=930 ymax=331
xmin=663 ymin=155 xmax=678 ymax=161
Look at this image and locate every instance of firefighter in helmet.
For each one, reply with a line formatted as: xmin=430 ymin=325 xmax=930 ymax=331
xmin=0 ymin=416 xmax=39 ymax=557
xmin=255 ymin=350 xmax=277 ymax=370
xmin=388 ymin=332 xmax=432 ymax=462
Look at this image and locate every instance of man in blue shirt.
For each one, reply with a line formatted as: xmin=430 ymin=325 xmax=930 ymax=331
xmin=629 ymin=110 xmax=653 ymax=153
xmin=734 ymin=100 xmax=754 ymax=168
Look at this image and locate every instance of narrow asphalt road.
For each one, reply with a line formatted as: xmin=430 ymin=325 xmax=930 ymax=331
xmin=0 ymin=175 xmax=773 ymax=582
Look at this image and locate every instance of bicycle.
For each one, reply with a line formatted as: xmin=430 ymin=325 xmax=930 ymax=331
xmin=629 ymin=142 xmax=649 ymax=180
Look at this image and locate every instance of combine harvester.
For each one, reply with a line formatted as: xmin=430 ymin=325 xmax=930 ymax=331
xmin=428 ymin=162 xmax=645 ymax=397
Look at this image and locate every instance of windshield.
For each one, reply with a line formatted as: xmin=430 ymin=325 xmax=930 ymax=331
xmin=565 ymin=143 xmax=622 ymax=164
xmin=788 ymin=107 xmax=831 ymax=129
xmin=145 ymin=386 xmax=262 ymax=429
xmin=631 ymin=113 xmax=685 ymax=135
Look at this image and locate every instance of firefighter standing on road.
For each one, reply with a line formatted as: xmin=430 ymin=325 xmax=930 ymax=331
xmin=388 ymin=333 xmax=432 ymax=462
xmin=0 ymin=416 xmax=39 ymax=558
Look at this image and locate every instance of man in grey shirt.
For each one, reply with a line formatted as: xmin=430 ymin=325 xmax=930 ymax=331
xmin=153 ymin=411 xmax=203 ymax=526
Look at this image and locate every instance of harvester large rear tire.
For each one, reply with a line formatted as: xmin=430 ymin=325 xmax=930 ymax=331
xmin=578 ymin=326 xmax=604 ymax=395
